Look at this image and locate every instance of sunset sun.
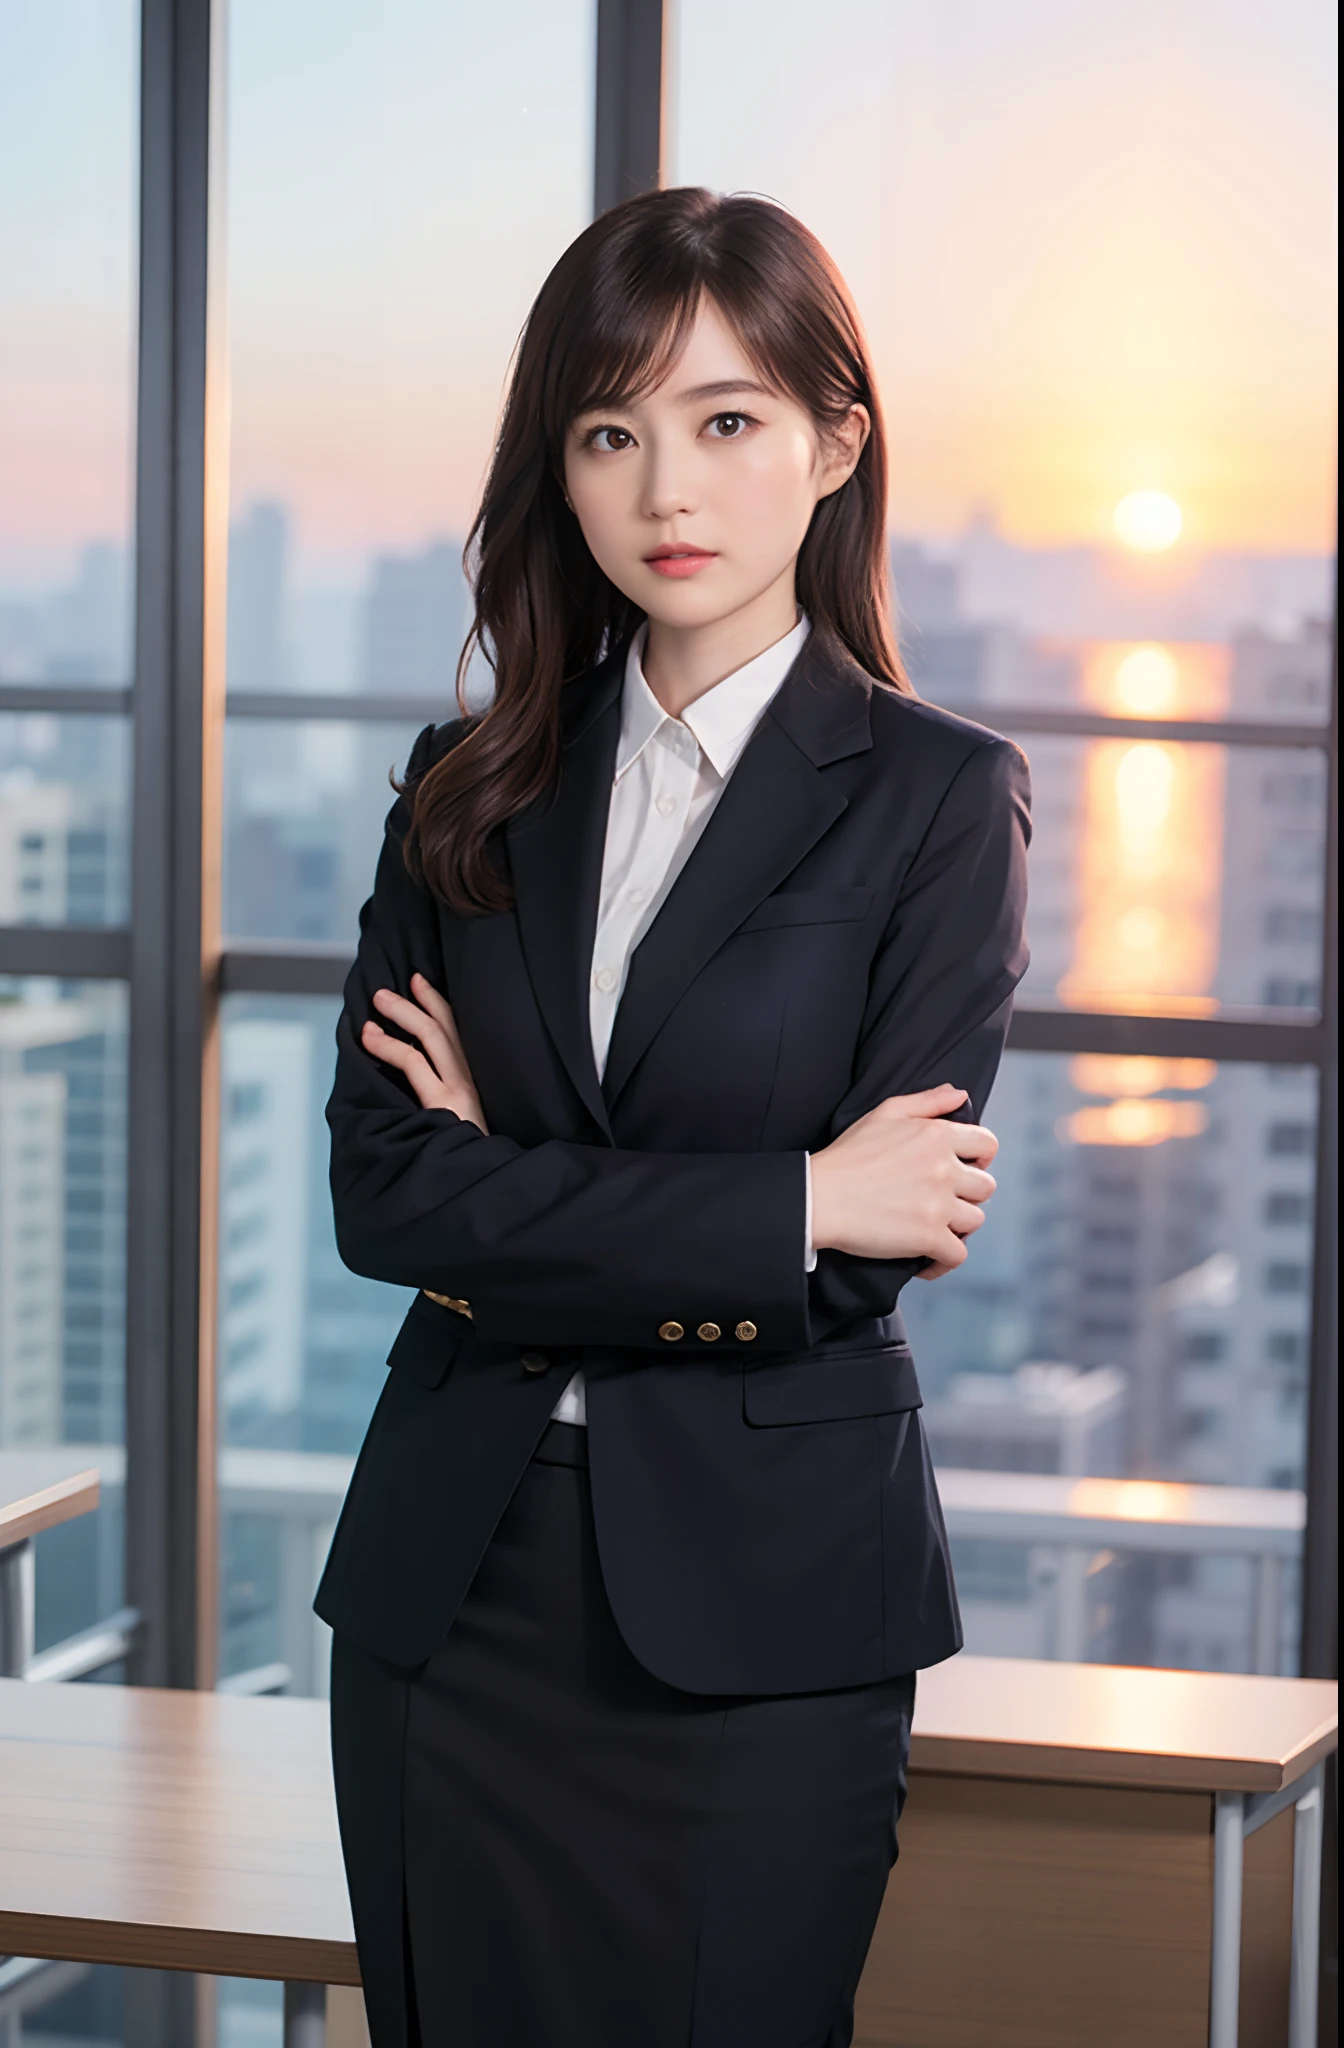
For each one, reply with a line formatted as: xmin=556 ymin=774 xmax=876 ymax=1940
xmin=1114 ymin=490 xmax=1183 ymax=552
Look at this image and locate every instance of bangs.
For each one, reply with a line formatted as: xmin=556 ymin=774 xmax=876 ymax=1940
xmin=542 ymin=199 xmax=865 ymax=446
xmin=558 ymin=280 xmax=703 ymax=429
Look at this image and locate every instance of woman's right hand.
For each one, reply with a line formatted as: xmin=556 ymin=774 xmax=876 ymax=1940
xmin=809 ymin=1082 xmax=998 ymax=1271
xmin=361 ymin=973 xmax=490 ymax=1133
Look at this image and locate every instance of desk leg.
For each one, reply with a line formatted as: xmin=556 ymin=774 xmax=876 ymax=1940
xmin=1209 ymin=1791 xmax=1244 ymax=2048
xmin=283 ymin=1982 xmax=326 ymax=2048
xmin=0 ymin=1538 xmax=34 ymax=1678
xmin=1288 ymin=1764 xmax=1324 ymax=2048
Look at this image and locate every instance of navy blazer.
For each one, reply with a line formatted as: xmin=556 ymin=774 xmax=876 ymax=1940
xmin=314 ymin=632 xmax=1031 ymax=1693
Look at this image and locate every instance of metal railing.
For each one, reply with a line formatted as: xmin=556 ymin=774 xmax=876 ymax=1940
xmin=0 ymin=1442 xmax=1308 ymax=1690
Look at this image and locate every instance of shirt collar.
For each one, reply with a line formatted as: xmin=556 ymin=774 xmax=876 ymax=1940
xmin=615 ymin=614 xmax=810 ymax=782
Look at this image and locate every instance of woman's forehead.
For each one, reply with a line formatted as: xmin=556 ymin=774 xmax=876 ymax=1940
xmin=571 ymin=299 xmax=779 ymax=419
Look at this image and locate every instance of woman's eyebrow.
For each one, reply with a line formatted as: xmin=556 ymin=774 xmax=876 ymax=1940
xmin=675 ymin=378 xmax=773 ymax=404
xmin=569 ymin=376 xmax=773 ymax=424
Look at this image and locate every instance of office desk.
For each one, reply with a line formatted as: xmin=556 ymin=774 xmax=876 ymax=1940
xmin=0 ymin=1659 xmax=1335 ymax=2048
xmin=0 ymin=1678 xmax=357 ymax=2045
xmin=858 ymin=1655 xmax=1337 ymax=2048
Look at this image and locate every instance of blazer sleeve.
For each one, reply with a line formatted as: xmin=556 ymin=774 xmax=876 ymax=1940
xmin=806 ymin=731 xmax=1033 ymax=1334
xmin=326 ymin=729 xmax=810 ymax=1352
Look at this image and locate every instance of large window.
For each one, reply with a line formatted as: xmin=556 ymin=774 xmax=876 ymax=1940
xmin=214 ymin=0 xmax=598 ymax=1715
xmin=0 ymin=15 xmax=138 ymax=2038
xmin=673 ymin=0 xmax=1337 ymax=1675
xmin=0 ymin=0 xmax=138 ymax=1650
xmin=0 ymin=4 xmax=1333 ymax=1665
xmin=0 ymin=3 xmax=1334 ymax=2042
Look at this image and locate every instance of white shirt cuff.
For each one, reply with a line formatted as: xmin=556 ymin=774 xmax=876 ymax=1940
xmin=804 ymin=1154 xmax=817 ymax=1273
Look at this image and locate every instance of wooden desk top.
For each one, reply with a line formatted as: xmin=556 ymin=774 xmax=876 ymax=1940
xmin=0 ymin=1677 xmax=357 ymax=1984
xmin=0 ymin=1471 xmax=100 ymax=1549
xmin=0 ymin=1657 xmax=1336 ymax=1984
xmin=911 ymin=1654 xmax=1338 ymax=1794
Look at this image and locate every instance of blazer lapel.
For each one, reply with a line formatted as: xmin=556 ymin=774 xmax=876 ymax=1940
xmin=506 ymin=660 xmax=623 ymax=1140
xmin=601 ymin=636 xmax=874 ymax=1111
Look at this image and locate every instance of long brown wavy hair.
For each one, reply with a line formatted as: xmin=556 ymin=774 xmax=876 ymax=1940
xmin=404 ymin=185 xmax=911 ymax=914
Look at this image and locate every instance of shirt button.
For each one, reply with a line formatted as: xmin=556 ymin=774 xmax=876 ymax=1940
xmin=735 ymin=1321 xmax=758 ymax=1343
xmin=520 ymin=1351 xmax=551 ymax=1375
xmin=697 ymin=1322 xmax=722 ymax=1343
xmin=628 ymin=887 xmax=648 ymax=905
xmin=658 ymin=1320 xmax=684 ymax=1342
xmin=656 ymin=795 xmax=677 ymax=816
xmin=593 ymin=966 xmax=617 ymax=993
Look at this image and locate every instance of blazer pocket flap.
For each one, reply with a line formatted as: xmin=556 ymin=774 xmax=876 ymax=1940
xmin=736 ymin=886 xmax=874 ymax=933
xmin=386 ymin=1291 xmax=471 ymax=1390
xmin=744 ymin=1346 xmax=922 ymax=1425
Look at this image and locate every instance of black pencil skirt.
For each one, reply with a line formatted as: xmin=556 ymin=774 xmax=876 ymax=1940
xmin=329 ymin=1422 xmax=916 ymax=2048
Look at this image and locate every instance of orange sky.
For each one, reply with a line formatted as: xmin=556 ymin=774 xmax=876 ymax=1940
xmin=2 ymin=0 xmax=1337 ymax=570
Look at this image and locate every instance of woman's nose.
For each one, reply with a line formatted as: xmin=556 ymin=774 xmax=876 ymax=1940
xmin=640 ymin=441 xmax=697 ymax=524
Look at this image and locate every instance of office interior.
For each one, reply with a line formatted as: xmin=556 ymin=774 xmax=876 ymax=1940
xmin=0 ymin=1 xmax=1337 ymax=2044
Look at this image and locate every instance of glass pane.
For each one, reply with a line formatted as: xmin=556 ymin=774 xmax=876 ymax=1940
xmin=223 ymin=718 xmax=424 ymax=943
xmin=217 ymin=993 xmax=412 ymax=1695
xmin=0 ymin=712 xmax=132 ymax=925
xmin=901 ymin=1052 xmax=1315 ymax=1674
xmin=672 ymin=1 xmax=1336 ymax=720
xmin=0 ymin=1 xmax=139 ymax=687
xmin=1016 ymin=735 xmax=1326 ymax=1014
xmin=223 ymin=0 xmax=595 ymax=699
xmin=0 ymin=977 xmax=127 ymax=1656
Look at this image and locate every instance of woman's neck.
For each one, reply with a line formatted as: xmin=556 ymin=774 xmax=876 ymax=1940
xmin=641 ymin=572 xmax=800 ymax=721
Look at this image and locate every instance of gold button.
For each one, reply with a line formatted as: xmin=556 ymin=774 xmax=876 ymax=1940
xmin=659 ymin=1320 xmax=684 ymax=1342
xmin=519 ymin=1351 xmax=551 ymax=1375
xmin=735 ymin=1321 xmax=758 ymax=1343
xmin=697 ymin=1322 xmax=722 ymax=1343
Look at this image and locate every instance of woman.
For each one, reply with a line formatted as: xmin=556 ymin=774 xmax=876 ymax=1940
xmin=318 ymin=186 xmax=1030 ymax=2048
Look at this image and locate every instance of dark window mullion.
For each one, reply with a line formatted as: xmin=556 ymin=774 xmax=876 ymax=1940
xmin=593 ymin=0 xmax=666 ymax=215
xmin=215 ymin=688 xmax=1333 ymax=753
xmin=1301 ymin=590 xmax=1339 ymax=1682
xmin=124 ymin=0 xmax=227 ymax=1717
xmin=0 ymin=685 xmax=134 ymax=715
xmin=0 ymin=927 xmax=132 ymax=979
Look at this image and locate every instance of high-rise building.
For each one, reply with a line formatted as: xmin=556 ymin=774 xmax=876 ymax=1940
xmin=360 ymin=538 xmax=467 ymax=698
xmin=0 ymin=994 xmax=125 ymax=1451
xmin=219 ymin=1019 xmax=312 ymax=1427
xmin=226 ymin=501 xmax=291 ymax=691
xmin=0 ymin=778 xmax=75 ymax=922
xmin=42 ymin=541 xmax=131 ymax=685
xmin=0 ymin=717 xmax=128 ymax=925
xmin=0 ymin=1009 xmax=66 ymax=1446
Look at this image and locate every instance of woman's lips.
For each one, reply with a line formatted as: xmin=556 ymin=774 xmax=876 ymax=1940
xmin=644 ymin=548 xmax=717 ymax=579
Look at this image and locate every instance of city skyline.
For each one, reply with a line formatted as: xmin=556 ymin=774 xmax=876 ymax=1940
xmin=1 ymin=0 xmax=1337 ymax=589
xmin=1 ymin=0 xmax=1336 ymax=1707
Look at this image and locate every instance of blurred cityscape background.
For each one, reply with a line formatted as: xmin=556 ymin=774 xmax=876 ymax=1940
xmin=0 ymin=3 xmax=1335 ymax=2035
xmin=0 ymin=8 xmax=1337 ymax=2036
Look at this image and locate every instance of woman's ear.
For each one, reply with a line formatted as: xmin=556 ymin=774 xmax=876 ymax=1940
xmin=817 ymin=403 xmax=871 ymax=499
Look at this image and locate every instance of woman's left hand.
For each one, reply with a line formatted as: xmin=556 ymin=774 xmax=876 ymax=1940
xmin=361 ymin=973 xmax=489 ymax=1132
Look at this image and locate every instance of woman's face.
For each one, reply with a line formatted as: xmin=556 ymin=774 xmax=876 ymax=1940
xmin=563 ymin=298 xmax=867 ymax=634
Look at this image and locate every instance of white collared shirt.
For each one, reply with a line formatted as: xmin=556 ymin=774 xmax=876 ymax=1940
xmin=551 ymin=613 xmax=812 ymax=1425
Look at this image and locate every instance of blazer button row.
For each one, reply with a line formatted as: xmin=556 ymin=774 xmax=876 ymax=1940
xmin=658 ymin=1320 xmax=758 ymax=1344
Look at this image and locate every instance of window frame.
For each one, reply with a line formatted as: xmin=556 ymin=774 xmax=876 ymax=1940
xmin=0 ymin=0 xmax=1334 ymax=1699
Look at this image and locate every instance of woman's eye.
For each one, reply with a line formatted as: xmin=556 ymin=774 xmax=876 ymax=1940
xmin=590 ymin=426 xmax=634 ymax=453
xmin=708 ymin=413 xmax=749 ymax=438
